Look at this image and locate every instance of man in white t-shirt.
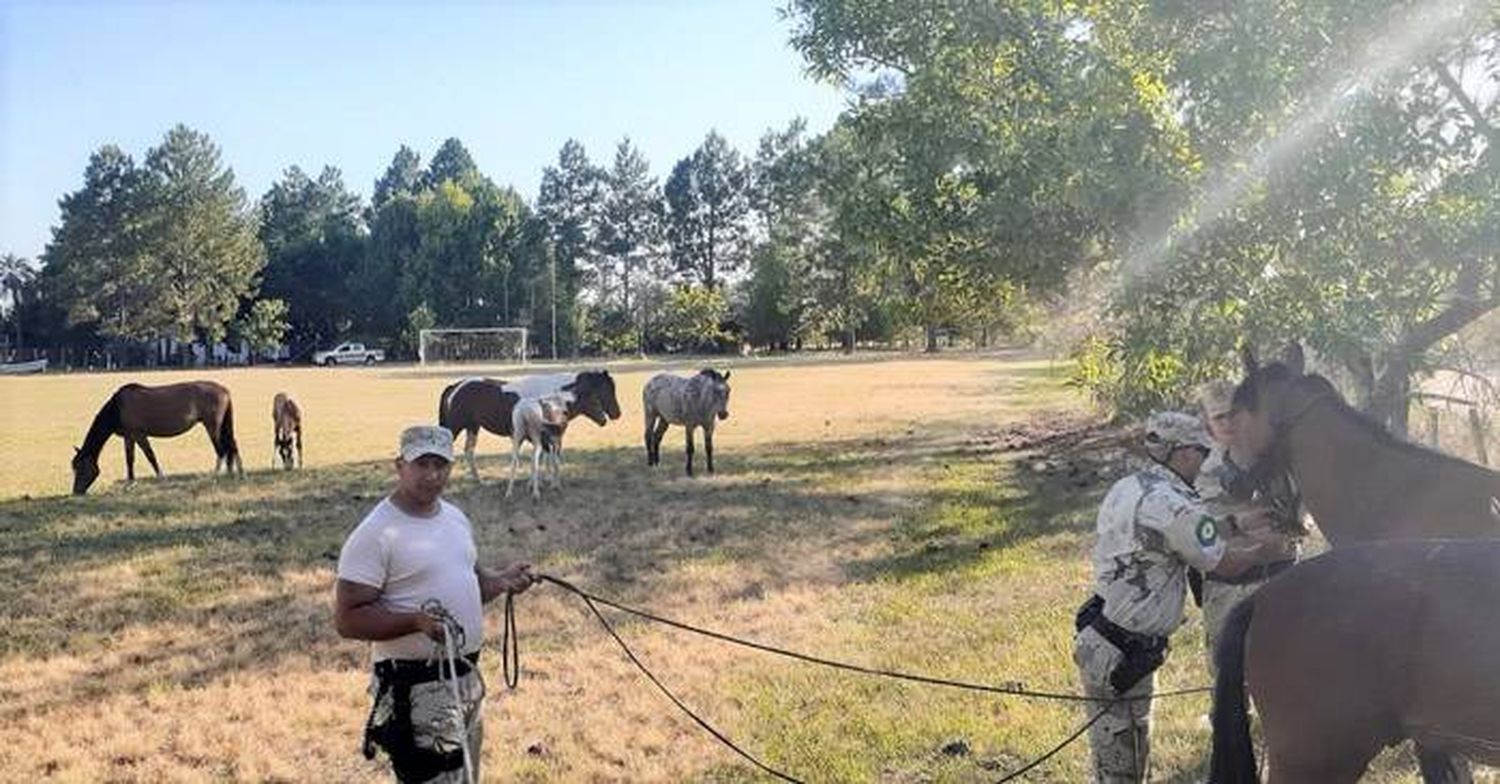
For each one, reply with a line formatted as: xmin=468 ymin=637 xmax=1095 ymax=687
xmin=335 ymin=424 xmax=534 ymax=783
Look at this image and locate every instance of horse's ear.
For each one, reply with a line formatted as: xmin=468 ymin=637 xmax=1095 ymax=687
xmin=1279 ymin=342 xmax=1305 ymax=376
xmin=722 ymin=370 xmax=731 ymax=381
xmin=1240 ymin=345 xmax=1259 ymax=378
xmin=74 ymin=446 xmax=80 ymax=455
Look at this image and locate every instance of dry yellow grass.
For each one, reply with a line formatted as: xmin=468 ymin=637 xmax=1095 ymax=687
xmin=0 ymin=353 xmax=1486 ymax=782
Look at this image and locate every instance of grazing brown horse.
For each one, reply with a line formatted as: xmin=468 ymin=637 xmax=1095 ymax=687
xmin=1211 ymin=540 xmax=1500 ymax=784
xmin=72 ymin=381 xmax=243 ymax=495
xmin=1210 ymin=343 xmax=1500 ymax=782
xmin=272 ymin=392 xmax=302 ymax=469
xmin=438 ymin=370 xmax=621 ymax=481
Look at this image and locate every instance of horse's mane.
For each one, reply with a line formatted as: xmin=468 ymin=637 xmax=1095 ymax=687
xmin=78 ymin=388 xmax=124 ymax=459
xmin=1248 ymin=362 xmax=1498 ymax=476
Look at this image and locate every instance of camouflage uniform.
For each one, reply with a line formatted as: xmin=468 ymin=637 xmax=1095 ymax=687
xmin=1197 ymin=446 xmax=1303 ymax=679
xmin=1076 ymin=415 xmax=1225 ymax=784
xmin=366 ymin=668 xmax=485 ymax=784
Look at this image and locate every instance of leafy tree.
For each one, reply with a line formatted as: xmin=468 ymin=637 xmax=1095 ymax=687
xmin=43 ymin=126 xmax=263 ymax=349
xmin=373 ymin=145 xmax=422 ymax=209
xmin=1084 ymin=1 xmax=1499 ymax=428
xmin=425 ymin=138 xmax=479 ymax=189
xmin=232 ymin=298 xmax=290 ymax=359
xmin=665 ymin=131 xmax=751 ymax=290
xmin=141 ymin=125 xmax=264 ymax=344
xmin=535 ymin=139 xmax=603 ymax=357
xmin=42 ymin=145 xmax=151 ymax=339
xmin=258 ymin=165 xmax=365 ymax=346
xmin=598 ymin=137 xmax=666 ymax=353
xmin=654 ymin=285 xmax=730 ymax=353
xmin=0 ymin=253 xmax=35 ymax=348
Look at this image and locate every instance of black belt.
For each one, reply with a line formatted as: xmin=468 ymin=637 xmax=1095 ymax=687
xmin=374 ymin=650 xmax=480 ymax=685
xmin=1089 ymin=612 xmax=1168 ymax=655
xmin=1206 ymin=559 xmax=1295 ymax=586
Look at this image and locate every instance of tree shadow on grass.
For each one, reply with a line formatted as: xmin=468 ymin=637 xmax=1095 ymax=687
xmin=0 ymin=412 xmax=1120 ymax=727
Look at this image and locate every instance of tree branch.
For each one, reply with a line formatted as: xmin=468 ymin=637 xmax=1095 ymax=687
xmin=1432 ymin=59 xmax=1497 ymax=145
xmin=1402 ymin=294 xmax=1500 ymax=354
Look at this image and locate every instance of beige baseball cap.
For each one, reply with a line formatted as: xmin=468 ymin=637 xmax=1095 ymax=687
xmin=1146 ymin=411 xmax=1215 ymax=451
xmin=399 ymin=425 xmax=455 ymax=462
xmin=1195 ymin=380 xmax=1236 ymax=418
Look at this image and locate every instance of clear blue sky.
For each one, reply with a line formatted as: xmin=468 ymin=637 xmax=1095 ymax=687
xmin=0 ymin=1 xmax=849 ymax=262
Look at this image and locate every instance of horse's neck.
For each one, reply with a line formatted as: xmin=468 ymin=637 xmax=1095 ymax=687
xmin=1285 ymin=403 xmax=1405 ymax=543
xmin=80 ymin=397 xmax=120 ymax=459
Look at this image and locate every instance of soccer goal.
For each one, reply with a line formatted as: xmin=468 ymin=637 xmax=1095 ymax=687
xmin=418 ymin=327 xmax=529 ymax=366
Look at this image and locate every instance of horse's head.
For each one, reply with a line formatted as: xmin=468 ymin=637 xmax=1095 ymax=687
xmin=571 ymin=371 xmax=621 ymax=426
xmin=71 ymin=446 xmax=100 ymax=495
xmin=1230 ymin=342 xmax=1334 ymax=470
xmin=276 ymin=436 xmax=295 ymax=470
xmin=699 ymin=368 xmax=732 ymax=421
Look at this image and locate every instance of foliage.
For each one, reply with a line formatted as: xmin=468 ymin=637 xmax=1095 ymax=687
xmin=654 ymin=285 xmax=731 ymax=353
xmin=232 ymin=298 xmax=290 ymax=358
xmin=42 ymin=126 xmax=263 ymax=347
xmin=665 ymin=131 xmax=751 ymax=290
xmin=258 ymin=165 xmax=365 ymax=345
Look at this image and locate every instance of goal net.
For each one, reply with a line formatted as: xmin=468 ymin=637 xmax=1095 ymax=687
xmin=418 ymin=327 xmax=529 ymax=366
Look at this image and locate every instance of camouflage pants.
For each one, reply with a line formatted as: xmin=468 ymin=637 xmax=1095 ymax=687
xmin=368 ymin=668 xmax=485 ymax=783
xmin=1074 ymin=626 xmax=1153 ymax=784
xmin=1202 ymin=579 xmax=1264 ymax=678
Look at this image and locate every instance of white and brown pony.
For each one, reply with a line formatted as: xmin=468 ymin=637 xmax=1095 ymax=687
xmin=271 ymin=392 xmax=302 ymax=469
xmin=643 ymin=368 xmax=732 ymax=476
xmin=506 ymin=394 xmax=569 ymax=499
xmin=437 ymin=370 xmax=622 ymax=481
xmin=72 ymin=381 xmax=243 ymax=495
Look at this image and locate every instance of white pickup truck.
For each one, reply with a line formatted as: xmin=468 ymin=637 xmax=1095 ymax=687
xmin=312 ymin=341 xmax=385 ymax=366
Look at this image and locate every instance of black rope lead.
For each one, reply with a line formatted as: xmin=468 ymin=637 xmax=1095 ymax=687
xmin=537 ymin=574 xmax=1208 ymax=705
xmin=501 ymin=591 xmax=520 ymax=689
xmin=535 ymin=575 xmax=1165 ymax=782
xmin=565 ymin=576 xmax=805 ymax=782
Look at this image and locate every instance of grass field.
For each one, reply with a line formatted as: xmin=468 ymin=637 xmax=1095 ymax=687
xmin=0 ymin=353 xmax=1485 ymax=782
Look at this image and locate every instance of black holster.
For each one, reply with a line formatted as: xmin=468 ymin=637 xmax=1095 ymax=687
xmin=362 ymin=654 xmax=477 ymax=783
xmin=1075 ymin=595 xmax=1169 ymax=694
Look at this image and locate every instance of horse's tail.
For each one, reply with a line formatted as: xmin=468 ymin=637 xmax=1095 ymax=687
xmin=219 ymin=398 xmax=243 ymax=476
xmin=1209 ymin=598 xmax=1258 ymax=784
xmin=438 ymin=382 xmax=457 ymax=429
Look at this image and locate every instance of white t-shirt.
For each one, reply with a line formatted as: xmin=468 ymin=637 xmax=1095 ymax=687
xmin=337 ymin=498 xmax=483 ymax=662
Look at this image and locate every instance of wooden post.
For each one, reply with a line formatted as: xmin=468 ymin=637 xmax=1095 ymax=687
xmin=1469 ymin=408 xmax=1490 ymax=466
xmin=1427 ymin=408 xmax=1441 ymax=448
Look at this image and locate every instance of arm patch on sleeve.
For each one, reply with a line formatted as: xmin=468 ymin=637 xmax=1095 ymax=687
xmin=1195 ymin=516 xmax=1220 ymax=547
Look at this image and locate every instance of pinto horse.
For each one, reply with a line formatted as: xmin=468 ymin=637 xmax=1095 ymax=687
xmin=272 ymin=392 xmax=303 ymax=469
xmin=437 ymin=370 xmax=621 ymax=481
xmin=72 ymin=381 xmax=243 ymax=495
xmin=1210 ymin=344 xmax=1500 ymax=782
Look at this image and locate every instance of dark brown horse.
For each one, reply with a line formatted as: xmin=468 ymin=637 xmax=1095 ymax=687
xmin=438 ymin=370 xmax=621 ymax=481
xmin=1211 ymin=344 xmax=1500 ymax=782
xmin=272 ymin=392 xmax=302 ymax=470
xmin=1212 ymin=540 xmax=1500 ymax=784
xmin=1228 ymin=344 xmax=1500 ymax=545
xmin=72 ymin=381 xmax=243 ymax=495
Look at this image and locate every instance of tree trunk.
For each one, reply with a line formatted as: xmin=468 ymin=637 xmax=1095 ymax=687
xmin=924 ymin=324 xmax=939 ymax=353
xmin=1368 ymin=353 xmax=1412 ymax=438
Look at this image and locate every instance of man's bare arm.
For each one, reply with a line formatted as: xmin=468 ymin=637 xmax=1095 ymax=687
xmin=334 ymin=579 xmax=441 ymax=642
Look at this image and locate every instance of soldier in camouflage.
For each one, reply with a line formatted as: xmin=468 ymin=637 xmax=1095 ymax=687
xmin=1074 ymin=411 xmax=1295 ymax=783
xmin=1194 ymin=381 xmax=1301 ymax=677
